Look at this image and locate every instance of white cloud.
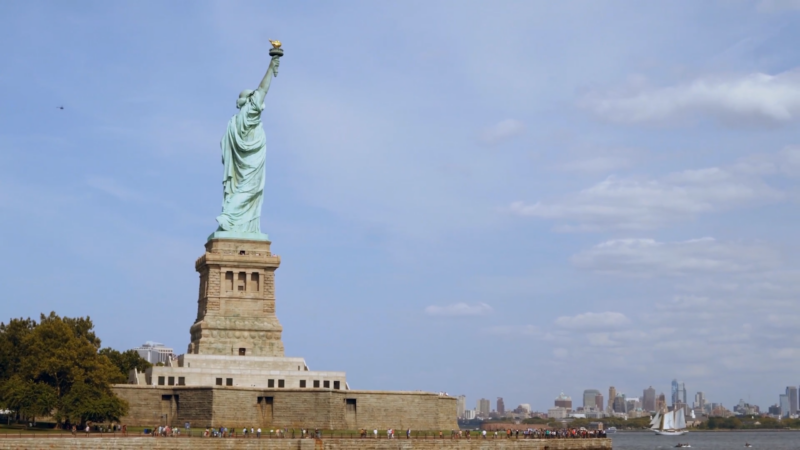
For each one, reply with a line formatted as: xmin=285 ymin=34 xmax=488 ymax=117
xmin=572 ymin=238 xmax=781 ymax=276
xmin=479 ymin=119 xmax=525 ymax=145
xmin=508 ymin=164 xmax=783 ymax=231
xmin=555 ymin=311 xmax=630 ymax=330
xmin=558 ymin=156 xmax=631 ymax=173
xmin=584 ymin=70 xmax=800 ymax=126
xmin=424 ymin=302 xmax=493 ymax=317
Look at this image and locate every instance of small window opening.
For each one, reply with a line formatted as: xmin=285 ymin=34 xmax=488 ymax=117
xmin=324 ymin=380 xmax=330 ymax=388
xmin=168 ymin=376 xmax=175 ymax=386
xmin=268 ymin=379 xmax=275 ymax=388
xmin=239 ymin=347 xmax=246 ymax=356
xmin=226 ymin=378 xmax=233 ymax=386
xmin=314 ymin=380 xmax=320 ymax=388
xmin=178 ymin=377 xmax=185 ymax=386
xmin=158 ymin=376 xmax=165 ymax=386
xmin=334 ymin=381 xmax=340 ymax=390
xmin=239 ymin=250 xmax=246 ymax=255
xmin=299 ymin=380 xmax=306 ymax=388
xmin=225 ymin=271 xmax=234 ymax=290
xmin=216 ymin=378 xmax=222 ymax=386
xmin=278 ymin=379 xmax=285 ymax=388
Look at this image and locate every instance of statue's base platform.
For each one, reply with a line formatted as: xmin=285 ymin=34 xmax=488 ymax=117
xmin=0 ymin=437 xmax=611 ymax=450
xmin=207 ymin=230 xmax=270 ymax=241
xmin=112 ymin=384 xmax=459 ymax=430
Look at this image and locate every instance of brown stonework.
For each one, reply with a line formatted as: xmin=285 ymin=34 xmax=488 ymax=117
xmin=113 ymin=385 xmax=458 ymax=430
xmin=189 ymin=238 xmax=284 ymax=357
xmin=0 ymin=438 xmax=611 ymax=450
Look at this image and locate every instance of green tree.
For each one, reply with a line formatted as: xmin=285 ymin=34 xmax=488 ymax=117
xmin=99 ymin=348 xmax=152 ymax=383
xmin=0 ymin=312 xmax=129 ymax=425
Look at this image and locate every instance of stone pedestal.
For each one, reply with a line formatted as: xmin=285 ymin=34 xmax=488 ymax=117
xmin=188 ymin=238 xmax=284 ymax=357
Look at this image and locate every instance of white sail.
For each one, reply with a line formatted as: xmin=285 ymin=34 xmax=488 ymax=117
xmin=662 ymin=411 xmax=675 ymax=430
xmin=675 ymin=409 xmax=686 ymax=430
xmin=649 ymin=412 xmax=661 ymax=429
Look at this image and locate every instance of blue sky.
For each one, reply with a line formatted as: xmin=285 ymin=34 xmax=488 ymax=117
xmin=3 ymin=0 xmax=800 ymax=412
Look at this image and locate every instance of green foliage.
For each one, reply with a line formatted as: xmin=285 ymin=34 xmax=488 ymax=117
xmin=697 ymin=416 xmax=800 ymax=429
xmin=98 ymin=348 xmax=152 ymax=383
xmin=0 ymin=312 xmax=129 ymax=425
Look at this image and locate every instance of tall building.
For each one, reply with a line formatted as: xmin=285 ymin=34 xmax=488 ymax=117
xmin=583 ymin=389 xmax=602 ymax=409
xmin=497 ymin=397 xmax=505 ymax=415
xmin=671 ymin=380 xmax=678 ymax=406
xmin=656 ymin=392 xmax=667 ymax=412
xmin=612 ymin=394 xmax=627 ymax=414
xmin=678 ymin=382 xmax=687 ymax=406
xmin=786 ymin=386 xmax=798 ymax=416
xmin=643 ymin=386 xmax=656 ymax=412
xmin=670 ymin=380 xmax=687 ymax=407
xmin=555 ymin=392 xmax=572 ymax=409
xmin=478 ymin=398 xmax=490 ymax=417
xmin=779 ymin=394 xmax=790 ymax=418
xmin=694 ymin=392 xmax=706 ymax=410
xmin=133 ymin=341 xmax=174 ymax=364
xmin=608 ymin=386 xmax=616 ymax=411
xmin=595 ymin=394 xmax=604 ymax=412
xmin=457 ymin=395 xmax=466 ymax=419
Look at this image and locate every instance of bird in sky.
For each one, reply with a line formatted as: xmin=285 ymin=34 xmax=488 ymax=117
xmin=57 ymin=106 xmax=64 ymax=110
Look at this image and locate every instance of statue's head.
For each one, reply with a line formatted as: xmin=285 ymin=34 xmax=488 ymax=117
xmin=236 ymin=89 xmax=254 ymax=109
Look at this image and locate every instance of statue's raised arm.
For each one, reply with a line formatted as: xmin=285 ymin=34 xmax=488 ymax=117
xmin=211 ymin=40 xmax=284 ymax=241
xmin=256 ymin=40 xmax=283 ymax=98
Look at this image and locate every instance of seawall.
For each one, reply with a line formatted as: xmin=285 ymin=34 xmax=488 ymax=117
xmin=0 ymin=437 xmax=611 ymax=450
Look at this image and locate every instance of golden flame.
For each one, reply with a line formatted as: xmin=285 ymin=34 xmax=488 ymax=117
xmin=269 ymin=40 xmax=282 ymax=49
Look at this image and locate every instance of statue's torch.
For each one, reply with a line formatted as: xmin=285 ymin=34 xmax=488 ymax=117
xmin=269 ymin=40 xmax=283 ymax=77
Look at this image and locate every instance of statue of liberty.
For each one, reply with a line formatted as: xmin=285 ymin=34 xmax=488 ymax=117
xmin=212 ymin=41 xmax=283 ymax=240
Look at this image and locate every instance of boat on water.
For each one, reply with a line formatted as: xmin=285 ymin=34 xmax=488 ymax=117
xmin=605 ymin=427 xmax=617 ymax=434
xmin=650 ymin=409 xmax=688 ymax=436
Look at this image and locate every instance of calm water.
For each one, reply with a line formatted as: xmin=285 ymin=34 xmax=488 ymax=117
xmin=610 ymin=431 xmax=800 ymax=450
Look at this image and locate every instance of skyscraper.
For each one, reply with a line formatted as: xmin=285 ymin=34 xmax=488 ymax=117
xmin=583 ymin=389 xmax=602 ymax=409
xmin=457 ymin=395 xmax=466 ymax=419
xmin=478 ymin=398 xmax=490 ymax=417
xmin=694 ymin=392 xmax=706 ymax=410
xmin=780 ymin=394 xmax=790 ymax=418
xmin=786 ymin=386 xmax=798 ymax=416
xmin=657 ymin=393 xmax=667 ymax=412
xmin=643 ymin=386 xmax=656 ymax=412
xmin=671 ymin=379 xmax=687 ymax=406
xmin=497 ymin=397 xmax=505 ymax=415
xmin=595 ymin=394 xmax=604 ymax=412
xmin=608 ymin=386 xmax=616 ymax=411
xmin=613 ymin=394 xmax=627 ymax=413
xmin=671 ymin=380 xmax=679 ymax=406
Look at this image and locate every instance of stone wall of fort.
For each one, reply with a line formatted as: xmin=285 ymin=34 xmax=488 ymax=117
xmin=0 ymin=437 xmax=611 ymax=450
xmin=112 ymin=386 xmax=459 ymax=430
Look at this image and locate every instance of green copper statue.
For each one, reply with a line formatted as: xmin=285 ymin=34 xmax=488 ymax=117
xmin=211 ymin=41 xmax=283 ymax=241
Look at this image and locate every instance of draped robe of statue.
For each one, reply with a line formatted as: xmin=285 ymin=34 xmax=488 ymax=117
xmin=216 ymin=89 xmax=267 ymax=233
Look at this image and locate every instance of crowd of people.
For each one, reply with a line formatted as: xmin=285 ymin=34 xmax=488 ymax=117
xmin=449 ymin=428 xmax=608 ymax=439
xmin=182 ymin=426 xmax=607 ymax=439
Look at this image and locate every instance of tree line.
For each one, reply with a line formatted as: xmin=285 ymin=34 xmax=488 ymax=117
xmin=0 ymin=312 xmax=151 ymax=426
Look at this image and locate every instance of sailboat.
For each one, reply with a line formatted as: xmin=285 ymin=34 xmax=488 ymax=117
xmin=652 ymin=409 xmax=688 ymax=436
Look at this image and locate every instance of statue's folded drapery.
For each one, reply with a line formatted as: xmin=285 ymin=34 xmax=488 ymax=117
xmin=216 ymin=90 xmax=266 ymax=233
